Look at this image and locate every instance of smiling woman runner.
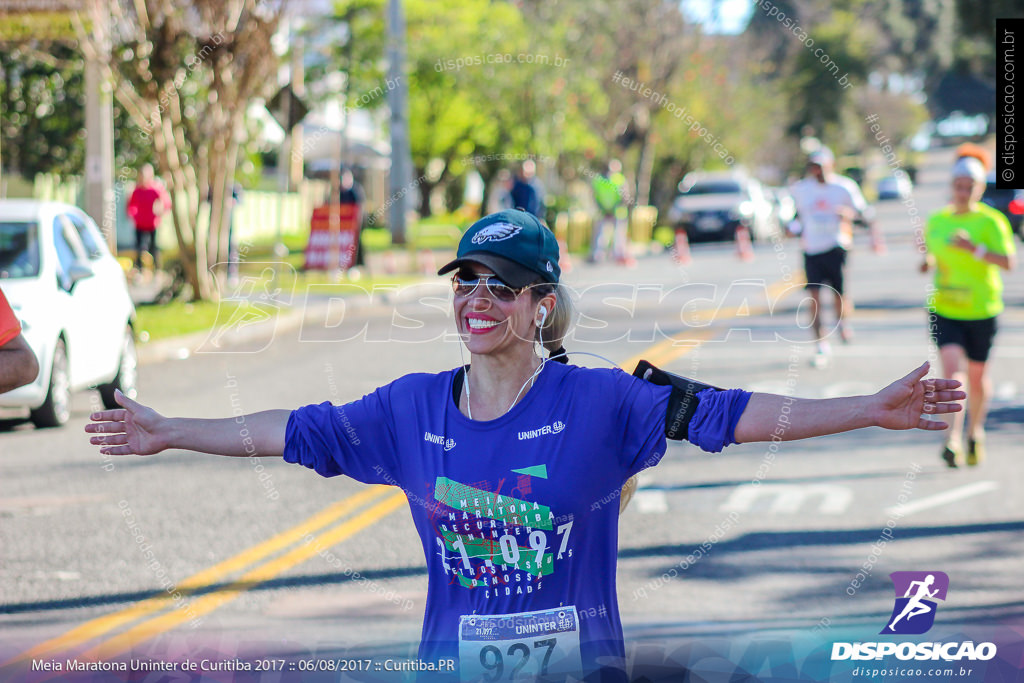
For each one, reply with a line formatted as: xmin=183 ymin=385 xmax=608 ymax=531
xmin=86 ymin=208 xmax=964 ymax=682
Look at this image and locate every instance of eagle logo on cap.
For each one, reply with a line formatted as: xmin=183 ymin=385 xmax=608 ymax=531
xmin=471 ymin=222 xmax=522 ymax=244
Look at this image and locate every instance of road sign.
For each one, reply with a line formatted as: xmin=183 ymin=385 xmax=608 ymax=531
xmin=304 ymin=204 xmax=360 ymax=271
xmin=267 ymin=83 xmax=310 ymax=132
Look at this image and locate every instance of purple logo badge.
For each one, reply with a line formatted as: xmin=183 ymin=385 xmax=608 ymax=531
xmin=880 ymin=571 xmax=949 ymax=635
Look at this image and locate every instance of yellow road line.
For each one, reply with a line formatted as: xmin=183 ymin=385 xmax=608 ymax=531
xmin=83 ymin=491 xmax=408 ymax=661
xmin=9 ymin=485 xmax=393 ymax=664
xmin=621 ymin=277 xmax=801 ymax=370
xmin=619 ymin=328 xmax=714 ymax=371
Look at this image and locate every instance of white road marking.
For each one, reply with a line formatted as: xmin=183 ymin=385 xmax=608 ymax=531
xmin=830 ymin=346 xmax=1024 ymax=359
xmin=995 ymin=381 xmax=1017 ymax=402
xmin=886 ymin=481 xmax=999 ymax=517
xmin=635 ymin=489 xmax=669 ymax=514
xmin=720 ymin=483 xmax=852 ymax=515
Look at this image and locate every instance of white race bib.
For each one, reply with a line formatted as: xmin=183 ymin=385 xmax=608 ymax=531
xmin=458 ymin=606 xmax=582 ymax=681
xmin=807 ymin=212 xmax=837 ymax=236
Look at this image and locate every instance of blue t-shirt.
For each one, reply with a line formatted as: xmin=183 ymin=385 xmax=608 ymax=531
xmin=283 ymin=362 xmax=750 ymax=678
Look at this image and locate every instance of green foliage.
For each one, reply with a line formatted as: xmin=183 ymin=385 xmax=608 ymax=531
xmin=0 ymin=45 xmax=85 ymax=179
xmin=780 ymin=14 xmax=870 ymax=138
xmin=303 ymin=0 xmax=388 ymax=112
xmin=0 ymin=43 xmax=154 ymax=181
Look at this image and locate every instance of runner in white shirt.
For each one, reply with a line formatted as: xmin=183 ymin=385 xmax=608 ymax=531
xmin=789 ymin=147 xmax=883 ymax=366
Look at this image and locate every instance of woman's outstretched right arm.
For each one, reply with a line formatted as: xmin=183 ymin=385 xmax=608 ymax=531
xmin=85 ymin=389 xmax=289 ymax=457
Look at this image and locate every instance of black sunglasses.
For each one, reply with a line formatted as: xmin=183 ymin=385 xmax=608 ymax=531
xmin=451 ymin=272 xmax=524 ymax=302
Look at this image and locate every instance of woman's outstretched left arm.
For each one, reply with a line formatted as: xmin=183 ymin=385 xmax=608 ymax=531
xmin=733 ymin=362 xmax=964 ymax=443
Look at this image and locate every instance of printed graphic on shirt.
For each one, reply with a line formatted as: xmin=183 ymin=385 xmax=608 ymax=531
xmin=518 ymin=421 xmax=566 ymax=440
xmin=511 ymin=464 xmax=548 ymax=479
xmin=433 ymin=476 xmax=574 ymax=595
xmin=424 ymin=432 xmax=457 ymax=451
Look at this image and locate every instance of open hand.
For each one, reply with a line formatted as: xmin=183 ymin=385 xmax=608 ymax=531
xmin=872 ymin=362 xmax=964 ymax=431
xmin=85 ymin=390 xmax=168 ymax=455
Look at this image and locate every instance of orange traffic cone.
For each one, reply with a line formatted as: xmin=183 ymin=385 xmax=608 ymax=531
xmin=417 ymin=248 xmax=436 ymax=275
xmin=735 ymin=224 xmax=754 ymax=262
xmin=557 ymin=238 xmax=573 ymax=274
xmin=673 ymin=230 xmax=691 ymax=265
xmin=381 ymin=249 xmax=398 ymax=274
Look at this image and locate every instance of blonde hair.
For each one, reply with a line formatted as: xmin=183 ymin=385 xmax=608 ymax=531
xmin=532 ymin=282 xmax=574 ymax=356
xmin=619 ymin=475 xmax=638 ymax=513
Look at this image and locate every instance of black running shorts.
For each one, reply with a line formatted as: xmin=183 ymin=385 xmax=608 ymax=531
xmin=929 ymin=313 xmax=998 ymax=363
xmin=803 ymin=247 xmax=847 ymax=295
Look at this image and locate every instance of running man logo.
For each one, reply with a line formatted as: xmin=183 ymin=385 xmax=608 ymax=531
xmin=880 ymin=571 xmax=949 ymax=635
xmin=196 ymin=263 xmax=295 ymax=354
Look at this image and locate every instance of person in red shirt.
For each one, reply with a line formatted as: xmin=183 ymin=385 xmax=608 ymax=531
xmin=0 ymin=288 xmax=39 ymax=394
xmin=126 ymin=164 xmax=171 ymax=272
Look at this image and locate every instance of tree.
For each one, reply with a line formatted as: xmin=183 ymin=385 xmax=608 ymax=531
xmin=301 ymin=0 xmax=388 ymax=167
xmin=74 ymin=0 xmax=287 ymax=301
xmin=404 ymin=0 xmax=534 ymax=217
xmin=1 ymin=45 xmax=86 ymax=181
xmin=0 ymin=44 xmax=154 ymax=183
xmin=539 ymin=0 xmax=693 ymax=206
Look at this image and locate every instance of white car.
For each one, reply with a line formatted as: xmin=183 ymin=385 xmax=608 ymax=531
xmin=667 ymin=171 xmax=778 ymax=242
xmin=877 ymin=173 xmax=913 ymax=201
xmin=0 ymin=200 xmax=137 ymax=428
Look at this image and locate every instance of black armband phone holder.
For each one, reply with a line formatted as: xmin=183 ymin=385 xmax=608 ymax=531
xmin=633 ymin=360 xmax=722 ymax=441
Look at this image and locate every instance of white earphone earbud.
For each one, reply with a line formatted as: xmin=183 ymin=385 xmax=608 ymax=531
xmin=537 ymin=305 xmax=548 ymax=326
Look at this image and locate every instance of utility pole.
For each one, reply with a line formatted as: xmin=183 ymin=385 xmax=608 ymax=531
xmin=290 ymin=29 xmax=305 ymax=190
xmin=386 ymin=0 xmax=411 ymax=245
xmin=84 ymin=2 xmax=115 ymax=250
xmin=274 ymin=16 xmax=292 ymax=290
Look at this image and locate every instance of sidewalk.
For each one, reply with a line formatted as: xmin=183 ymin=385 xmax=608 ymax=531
xmin=129 ymin=240 xmax=663 ymax=365
xmin=132 ymin=248 xmax=450 ymax=365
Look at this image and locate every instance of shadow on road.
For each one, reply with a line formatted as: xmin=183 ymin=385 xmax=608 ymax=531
xmin=622 ymin=519 xmax=1024 ymax=573
xmin=0 ymin=565 xmax=427 ymax=617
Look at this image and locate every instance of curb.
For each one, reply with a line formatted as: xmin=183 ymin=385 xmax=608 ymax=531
xmin=136 ymin=278 xmax=443 ymax=365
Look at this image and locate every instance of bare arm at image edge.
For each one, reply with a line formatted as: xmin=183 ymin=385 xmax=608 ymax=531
xmin=86 ymin=390 xmax=289 ymax=457
xmin=734 ymin=362 xmax=963 ymax=443
xmin=0 ymin=333 xmax=40 ymax=394
xmin=0 ymin=289 xmax=40 ymax=393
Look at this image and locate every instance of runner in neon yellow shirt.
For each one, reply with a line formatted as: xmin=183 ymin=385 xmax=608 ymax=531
xmin=922 ymin=157 xmax=1017 ymax=467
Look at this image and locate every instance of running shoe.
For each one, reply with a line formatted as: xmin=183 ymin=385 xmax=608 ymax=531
xmin=811 ymin=342 xmax=831 ymax=369
xmin=940 ymin=442 xmax=960 ymax=469
xmin=839 ymin=323 xmax=854 ymax=344
xmin=967 ymin=436 xmax=984 ymax=466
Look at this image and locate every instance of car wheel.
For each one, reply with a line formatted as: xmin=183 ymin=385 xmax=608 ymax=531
xmin=99 ymin=326 xmax=138 ymax=409
xmin=30 ymin=338 xmax=71 ymax=428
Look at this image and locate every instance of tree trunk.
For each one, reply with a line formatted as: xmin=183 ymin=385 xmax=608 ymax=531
xmin=416 ymin=166 xmax=436 ymax=218
xmin=477 ymin=164 xmax=502 ymax=217
xmin=152 ymin=123 xmax=202 ymax=300
xmin=74 ymin=0 xmax=285 ymax=301
xmin=636 ymin=129 xmax=656 ymax=207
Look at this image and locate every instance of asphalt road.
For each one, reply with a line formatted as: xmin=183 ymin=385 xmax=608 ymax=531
xmin=2 ymin=148 xmax=1023 ymax=681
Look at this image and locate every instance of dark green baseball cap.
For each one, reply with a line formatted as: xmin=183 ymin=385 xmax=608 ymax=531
xmin=438 ymin=209 xmax=560 ymax=288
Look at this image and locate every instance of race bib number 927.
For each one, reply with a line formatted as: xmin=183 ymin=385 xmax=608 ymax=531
xmin=458 ymin=606 xmax=582 ymax=681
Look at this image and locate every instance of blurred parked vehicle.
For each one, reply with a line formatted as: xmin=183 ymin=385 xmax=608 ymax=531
xmin=766 ymin=187 xmax=796 ymax=231
xmin=667 ymin=172 xmax=778 ymax=243
xmin=980 ymin=173 xmax=1024 ymax=240
xmin=0 ymin=200 xmax=137 ymax=428
xmin=877 ymin=173 xmax=913 ymax=200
